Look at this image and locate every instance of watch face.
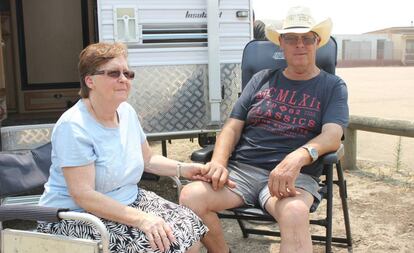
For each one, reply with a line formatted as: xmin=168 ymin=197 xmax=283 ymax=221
xmin=303 ymin=145 xmax=318 ymax=162
xmin=310 ymin=148 xmax=318 ymax=159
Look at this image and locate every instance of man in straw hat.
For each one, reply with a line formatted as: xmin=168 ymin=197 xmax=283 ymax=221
xmin=180 ymin=6 xmax=349 ymax=253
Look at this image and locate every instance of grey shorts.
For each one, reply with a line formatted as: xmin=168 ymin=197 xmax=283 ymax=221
xmin=227 ymin=161 xmax=322 ymax=209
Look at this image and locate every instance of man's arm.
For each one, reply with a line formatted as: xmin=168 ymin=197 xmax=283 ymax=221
xmin=268 ymin=123 xmax=343 ymax=199
xmin=204 ymin=118 xmax=245 ymax=190
xmin=303 ymin=123 xmax=343 ymax=157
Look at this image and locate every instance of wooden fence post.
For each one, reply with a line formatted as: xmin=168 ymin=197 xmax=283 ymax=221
xmin=344 ymin=128 xmax=357 ymax=170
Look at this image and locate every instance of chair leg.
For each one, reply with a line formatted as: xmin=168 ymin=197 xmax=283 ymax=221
xmin=325 ymin=164 xmax=333 ymax=253
xmin=161 ymin=140 xmax=168 ymax=156
xmin=336 ymin=162 xmax=353 ymax=248
xmin=234 ymin=212 xmax=249 ymax=238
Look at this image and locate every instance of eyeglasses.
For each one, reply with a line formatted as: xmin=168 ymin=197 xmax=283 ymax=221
xmin=281 ymin=35 xmax=318 ymax=46
xmin=91 ymin=69 xmax=135 ymax=80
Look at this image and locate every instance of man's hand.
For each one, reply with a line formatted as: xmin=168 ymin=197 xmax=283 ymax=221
xmin=268 ymin=148 xmax=310 ymax=199
xmin=202 ymin=161 xmax=236 ymax=190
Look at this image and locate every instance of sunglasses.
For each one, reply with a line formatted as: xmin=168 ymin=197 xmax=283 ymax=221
xmin=91 ymin=69 xmax=135 ymax=80
xmin=282 ymin=35 xmax=318 ymax=46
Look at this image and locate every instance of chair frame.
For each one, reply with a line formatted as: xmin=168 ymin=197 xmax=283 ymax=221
xmin=0 ymin=205 xmax=110 ymax=253
xmin=217 ymin=147 xmax=352 ymax=252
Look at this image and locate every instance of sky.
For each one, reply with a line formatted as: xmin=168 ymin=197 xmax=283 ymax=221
xmin=252 ymin=0 xmax=414 ymax=34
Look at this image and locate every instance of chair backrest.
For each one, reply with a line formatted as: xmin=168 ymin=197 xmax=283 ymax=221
xmin=0 ymin=124 xmax=54 ymax=151
xmin=0 ymin=124 xmax=54 ymax=199
xmin=0 ymin=142 xmax=52 ymax=198
xmin=241 ymin=37 xmax=338 ymax=90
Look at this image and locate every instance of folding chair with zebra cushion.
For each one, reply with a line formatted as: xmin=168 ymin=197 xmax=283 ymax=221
xmin=0 ymin=124 xmax=162 ymax=253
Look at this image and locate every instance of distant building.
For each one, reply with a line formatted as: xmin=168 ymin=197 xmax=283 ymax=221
xmin=334 ymin=26 xmax=414 ymax=67
xmin=366 ymin=27 xmax=414 ymax=65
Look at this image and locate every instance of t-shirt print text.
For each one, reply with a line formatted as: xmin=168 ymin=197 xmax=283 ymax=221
xmin=247 ymin=87 xmax=321 ymax=137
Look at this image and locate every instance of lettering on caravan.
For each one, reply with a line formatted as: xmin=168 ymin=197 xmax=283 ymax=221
xmin=185 ymin=11 xmax=223 ymax=18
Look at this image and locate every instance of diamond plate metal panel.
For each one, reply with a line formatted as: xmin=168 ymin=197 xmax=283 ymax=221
xmin=128 ymin=64 xmax=241 ymax=135
xmin=128 ymin=65 xmax=207 ymax=134
xmin=220 ymin=63 xmax=241 ymax=122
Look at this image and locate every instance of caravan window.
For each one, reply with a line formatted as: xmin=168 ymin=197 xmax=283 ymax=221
xmin=114 ymin=7 xmax=139 ymax=42
xmin=140 ymin=24 xmax=208 ymax=47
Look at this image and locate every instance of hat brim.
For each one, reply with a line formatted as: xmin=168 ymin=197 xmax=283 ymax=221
xmin=265 ymin=18 xmax=332 ymax=48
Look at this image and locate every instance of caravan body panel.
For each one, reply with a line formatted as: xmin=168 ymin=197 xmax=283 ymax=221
xmin=97 ymin=0 xmax=252 ymax=136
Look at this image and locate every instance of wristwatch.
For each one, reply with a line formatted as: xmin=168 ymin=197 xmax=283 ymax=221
xmin=301 ymin=145 xmax=318 ymax=163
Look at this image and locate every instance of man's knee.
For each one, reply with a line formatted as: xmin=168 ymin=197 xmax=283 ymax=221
xmin=275 ymin=199 xmax=310 ymax=226
xmin=179 ymin=181 xmax=210 ymax=214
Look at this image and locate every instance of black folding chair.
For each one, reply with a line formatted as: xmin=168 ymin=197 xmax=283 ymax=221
xmin=191 ymin=38 xmax=352 ymax=253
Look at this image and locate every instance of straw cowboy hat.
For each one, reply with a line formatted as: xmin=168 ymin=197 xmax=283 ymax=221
xmin=265 ymin=6 xmax=332 ymax=48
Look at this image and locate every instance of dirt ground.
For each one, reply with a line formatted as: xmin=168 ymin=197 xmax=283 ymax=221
xmin=145 ymin=67 xmax=414 ymax=253
xmin=146 ymin=140 xmax=414 ymax=253
xmin=337 ymin=67 xmax=414 ymax=169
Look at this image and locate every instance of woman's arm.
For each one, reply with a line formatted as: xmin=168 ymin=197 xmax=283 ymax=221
xmin=141 ymin=140 xmax=207 ymax=180
xmin=63 ymin=164 xmax=175 ymax=251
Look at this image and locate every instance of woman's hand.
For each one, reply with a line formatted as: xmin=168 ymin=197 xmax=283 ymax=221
xmin=135 ymin=211 xmax=176 ymax=252
xmin=180 ymin=163 xmax=211 ymax=182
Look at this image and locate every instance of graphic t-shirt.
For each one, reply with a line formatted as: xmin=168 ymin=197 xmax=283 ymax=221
xmin=230 ymin=69 xmax=349 ymax=177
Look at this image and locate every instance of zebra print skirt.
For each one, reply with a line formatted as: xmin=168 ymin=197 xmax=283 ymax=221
xmin=37 ymin=189 xmax=208 ymax=253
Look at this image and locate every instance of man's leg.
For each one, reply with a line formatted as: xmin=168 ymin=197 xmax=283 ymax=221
xmin=186 ymin=241 xmax=201 ymax=253
xmin=265 ymin=189 xmax=314 ymax=253
xmin=180 ymin=181 xmax=244 ymax=253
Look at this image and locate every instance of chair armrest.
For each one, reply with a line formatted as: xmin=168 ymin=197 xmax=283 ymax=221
xmin=0 ymin=205 xmax=110 ymax=253
xmin=321 ymin=144 xmax=344 ymax=164
xmin=190 ymin=145 xmax=214 ymax=163
xmin=169 ymin=176 xmax=184 ymax=196
xmin=0 ymin=205 xmax=67 ymax=222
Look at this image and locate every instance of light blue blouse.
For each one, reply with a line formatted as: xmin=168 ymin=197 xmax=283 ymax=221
xmin=39 ymin=100 xmax=146 ymax=211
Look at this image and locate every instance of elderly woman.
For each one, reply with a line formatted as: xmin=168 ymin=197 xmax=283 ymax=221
xmin=37 ymin=42 xmax=208 ymax=253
